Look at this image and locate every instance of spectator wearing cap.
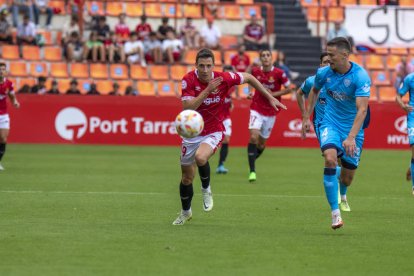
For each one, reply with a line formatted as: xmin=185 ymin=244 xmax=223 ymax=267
xmin=87 ymin=83 xmax=100 ymax=95
xmin=124 ymin=31 xmax=146 ymax=66
xmin=108 ymin=82 xmax=121 ymax=96
xmin=47 ymin=80 xmax=60 ymax=94
xmin=17 ymin=14 xmax=36 ymax=46
xmin=136 ymin=15 xmax=152 ymax=41
xmin=243 ymin=14 xmax=269 ymax=51
xmin=11 ymin=0 xmax=34 ymax=28
xmin=115 ymin=13 xmax=130 ymax=43
xmin=200 ymin=17 xmax=221 ymax=49
xmin=180 ymin=17 xmax=200 ymax=50
xmin=31 ymin=76 xmax=47 ymax=94
xmin=162 ymin=30 xmax=186 ymax=64
xmin=0 ymin=9 xmax=13 ymax=44
xmin=32 ymin=0 xmax=53 ymax=29
xmin=144 ymin=31 xmax=163 ymax=64
xmin=157 ymin=17 xmax=174 ymax=41
xmin=66 ymin=79 xmax=81 ymax=94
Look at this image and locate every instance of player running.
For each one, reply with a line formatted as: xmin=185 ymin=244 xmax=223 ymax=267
xmin=0 ymin=62 xmax=20 ymax=170
xmin=247 ymin=49 xmax=292 ymax=182
xmin=302 ymin=38 xmax=370 ymax=229
xmin=396 ymin=72 xmax=414 ymax=196
xmin=173 ymin=48 xmax=286 ymax=225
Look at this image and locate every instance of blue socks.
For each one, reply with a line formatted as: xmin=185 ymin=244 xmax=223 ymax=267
xmin=324 ymin=168 xmax=339 ymax=211
xmin=411 ymin=159 xmax=414 ymax=187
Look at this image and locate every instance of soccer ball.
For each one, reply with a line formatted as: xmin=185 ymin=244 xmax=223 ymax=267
xmin=175 ymin=110 xmax=204 ymax=138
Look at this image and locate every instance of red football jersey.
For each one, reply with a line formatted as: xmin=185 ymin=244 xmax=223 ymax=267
xmin=244 ymin=24 xmax=264 ymax=40
xmin=181 ymin=70 xmax=243 ymax=135
xmin=136 ymin=23 xmax=152 ymax=40
xmin=222 ymin=96 xmax=232 ymax=120
xmin=115 ymin=23 xmax=130 ymax=40
xmin=250 ymin=66 xmax=290 ymax=116
xmin=0 ymin=78 xmax=14 ymax=115
xmin=231 ymin=54 xmax=250 ymax=72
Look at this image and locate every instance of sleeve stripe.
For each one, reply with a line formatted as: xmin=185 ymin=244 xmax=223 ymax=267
xmin=181 ymin=96 xmax=195 ymax=101
xmin=237 ymin=72 xmax=244 ymax=85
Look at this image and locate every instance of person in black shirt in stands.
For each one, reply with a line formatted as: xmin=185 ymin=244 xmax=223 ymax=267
xmin=31 ymin=76 xmax=47 ymax=94
xmin=66 ymin=79 xmax=81 ymax=95
xmin=47 ymin=79 xmax=60 ymax=94
xmin=87 ymin=83 xmax=100 ymax=95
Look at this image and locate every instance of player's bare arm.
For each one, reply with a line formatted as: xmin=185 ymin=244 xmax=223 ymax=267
xmin=271 ymin=86 xmax=294 ymax=98
xmin=182 ymin=77 xmax=223 ymax=110
xmin=343 ymin=96 xmax=369 ymax=157
xmin=241 ymin=72 xmax=286 ymax=111
xmin=302 ymin=86 xmax=320 ymax=138
xmin=396 ymin=94 xmax=414 ymax=113
xmin=296 ymin=87 xmax=306 ymax=117
xmin=8 ymin=92 xmax=19 ymax=108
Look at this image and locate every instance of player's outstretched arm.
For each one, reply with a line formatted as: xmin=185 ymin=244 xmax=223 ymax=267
xmin=272 ymin=87 xmax=293 ymax=98
xmin=241 ymin=72 xmax=286 ymax=111
xmin=296 ymin=88 xmax=306 ymax=117
xmin=8 ymin=92 xmax=20 ymax=108
xmin=182 ymin=77 xmax=223 ymax=110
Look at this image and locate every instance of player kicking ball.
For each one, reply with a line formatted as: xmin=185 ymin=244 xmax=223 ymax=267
xmin=246 ymin=49 xmax=292 ymax=182
xmin=302 ymin=38 xmax=370 ymax=229
xmin=173 ymin=49 xmax=286 ymax=225
xmin=396 ymin=72 xmax=414 ymax=196
xmin=0 ymin=62 xmax=20 ymax=171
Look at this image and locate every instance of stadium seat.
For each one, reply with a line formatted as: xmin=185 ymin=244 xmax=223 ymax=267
xmin=90 ymin=64 xmax=109 ymax=79
xmin=244 ymin=6 xmax=262 ymax=19
xmin=44 ymin=46 xmax=62 ymax=61
xmin=48 ymin=1 xmax=66 ymax=15
xmin=222 ymin=5 xmax=242 ymax=20
xmin=37 ymin=30 xmax=53 ymax=45
xmin=144 ymin=3 xmax=163 ymax=17
xmin=224 ymin=50 xmax=238 ymax=64
xmin=236 ymin=0 xmax=254 ymax=4
xmin=110 ymin=64 xmax=129 ymax=80
xmin=164 ymin=4 xmax=183 ymax=18
xmin=22 ymin=46 xmax=40 ymax=61
xmin=409 ymin=48 xmax=414 ymax=55
xmin=220 ymin=36 xmax=239 ymax=50
xmin=300 ymin=0 xmax=318 ymax=7
xmin=400 ymin=0 xmax=414 ymax=6
xmin=55 ymin=78 xmax=71 ymax=94
xmin=9 ymin=62 xmax=28 ymax=77
xmin=150 ymin=65 xmax=169 ymax=81
xmin=238 ymin=83 xmax=251 ymax=98
xmin=245 ymin=51 xmax=259 ymax=64
xmin=1 ymin=45 xmax=19 ymax=60
xmin=70 ymin=63 xmax=89 ymax=79
xmin=130 ymin=65 xmax=149 ymax=80
xmin=29 ymin=62 xmax=48 ymax=77
xmin=390 ymin=48 xmax=408 ymax=55
xmin=137 ymin=81 xmax=156 ymax=96
xmin=79 ymin=79 xmax=93 ymax=94
xmin=106 ymin=2 xmax=124 ymax=17
xmin=212 ymin=50 xmax=222 ymax=66
xmin=365 ymin=55 xmax=385 ymax=70
xmin=378 ymin=86 xmax=396 ymax=102
xmin=319 ymin=0 xmax=338 ymax=6
xmin=116 ymin=80 xmax=133 ymax=95
xmin=95 ymin=80 xmax=113 ymax=95
xmin=339 ymin=0 xmax=357 ymax=5
xmin=307 ymin=7 xmax=326 ymax=22
xmin=359 ymin=0 xmax=377 ymax=5
xmin=87 ymin=1 xmax=105 ymax=15
xmin=8 ymin=77 xmax=18 ymax=88
xmin=125 ymin=3 xmax=143 ymax=17
xmin=389 ymin=70 xmax=397 ymax=86
xmin=386 ymin=55 xmax=402 ymax=70
xmin=157 ymin=81 xmax=177 ymax=97
xmin=349 ymin=54 xmax=364 ymax=65
xmin=371 ymin=70 xmax=391 ymax=86
xmin=50 ymin=62 xmax=69 ymax=78
xmin=183 ymin=4 xmax=202 ymax=19
xmin=19 ymin=78 xmax=36 ymax=89
xmin=183 ymin=50 xmax=198 ymax=65
xmin=327 ymin=7 xmax=344 ymax=22
xmin=170 ymin=65 xmax=190 ymax=81
xmin=375 ymin=47 xmax=389 ymax=55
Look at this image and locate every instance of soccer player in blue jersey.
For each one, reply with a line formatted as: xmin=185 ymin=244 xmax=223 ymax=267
xmin=302 ymin=37 xmax=371 ymax=229
xmin=396 ymin=72 xmax=414 ymax=196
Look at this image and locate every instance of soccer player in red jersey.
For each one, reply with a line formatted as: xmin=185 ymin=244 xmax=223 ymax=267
xmin=0 ymin=63 xmax=20 ymax=170
xmin=247 ymin=49 xmax=292 ymax=182
xmin=172 ymin=49 xmax=286 ymax=225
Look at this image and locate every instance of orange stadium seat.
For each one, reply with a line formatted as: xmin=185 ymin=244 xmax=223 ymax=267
xmin=157 ymin=81 xmax=177 ymax=97
xmin=320 ymin=0 xmax=337 ymax=6
xmin=378 ymin=86 xmax=396 ymax=102
xmin=386 ymin=55 xmax=402 ymax=70
xmin=307 ymin=7 xmax=326 ymax=22
xmin=130 ymin=65 xmax=149 ymax=80
xmin=183 ymin=50 xmax=198 ymax=65
xmin=87 ymin=1 xmax=105 ymax=15
xmin=50 ymin=62 xmax=69 ymax=78
xmin=212 ymin=50 xmax=222 ymax=66
xmin=236 ymin=0 xmax=254 ymax=4
xmin=150 ymin=65 xmax=169 ymax=81
xmin=400 ymin=0 xmax=414 ymax=7
xmin=110 ymin=64 xmax=129 ymax=80
xmin=220 ymin=36 xmax=239 ymax=50
xmin=90 ymin=64 xmax=109 ymax=79
xmin=390 ymin=48 xmax=408 ymax=55
xmin=144 ymin=3 xmax=163 ymax=17
xmin=222 ymin=5 xmax=242 ymax=20
xmin=409 ymin=48 xmax=414 ymax=55
xmin=48 ymin=1 xmax=66 ymax=15
xmin=245 ymin=51 xmax=259 ymax=63
xmin=29 ymin=62 xmax=48 ymax=77
xmin=37 ymin=30 xmax=52 ymax=45
xmin=183 ymin=4 xmax=202 ymax=19
xmin=70 ymin=63 xmax=89 ymax=79
xmin=78 ymin=79 xmax=93 ymax=94
xmin=137 ymin=81 xmax=156 ymax=96
xmin=300 ymin=0 xmax=318 ymax=7
xmin=327 ymin=7 xmax=344 ymax=22
xmin=170 ymin=65 xmax=190 ymax=81
xmin=238 ymin=83 xmax=251 ymax=98
xmin=116 ymin=80 xmax=133 ymax=95
xmin=224 ymin=50 xmax=238 ymax=64
xmin=125 ymin=3 xmax=143 ymax=17
xmin=371 ymin=70 xmax=391 ymax=86
xmin=53 ymin=78 xmax=70 ymax=93
xmin=9 ymin=62 xmax=28 ymax=77
xmin=8 ymin=77 xmax=18 ymax=88
xmin=375 ymin=47 xmax=389 ymax=55
xmin=365 ymin=55 xmax=385 ymax=70
xmin=106 ymin=2 xmax=124 ymax=17
xmin=44 ymin=46 xmax=62 ymax=61
xmin=339 ymin=0 xmax=357 ymax=5
xmin=22 ymin=46 xmax=40 ymax=61
xmin=2 ymin=45 xmax=20 ymax=60
xmin=244 ymin=6 xmax=262 ymax=19
xmin=164 ymin=4 xmax=183 ymax=18
xmin=95 ymin=80 xmax=113 ymax=95
xmin=349 ymin=54 xmax=364 ymax=65
xmin=19 ymin=78 xmax=36 ymax=89
xmin=359 ymin=0 xmax=377 ymax=5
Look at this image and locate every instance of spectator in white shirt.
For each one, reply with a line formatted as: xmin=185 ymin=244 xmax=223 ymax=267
xmin=144 ymin=31 xmax=163 ymax=64
xmin=162 ymin=30 xmax=186 ymax=64
xmin=124 ymin=32 xmax=146 ymax=66
xmin=32 ymin=0 xmax=53 ymax=29
xmin=17 ymin=14 xmax=36 ymax=46
xmin=200 ymin=17 xmax=221 ymax=49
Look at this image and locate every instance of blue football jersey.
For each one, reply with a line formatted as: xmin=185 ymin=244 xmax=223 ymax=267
xmin=300 ymin=75 xmax=327 ymax=125
xmin=398 ymin=72 xmax=414 ymax=105
xmin=314 ymin=62 xmax=371 ymax=132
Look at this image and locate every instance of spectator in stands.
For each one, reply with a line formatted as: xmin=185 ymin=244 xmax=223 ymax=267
xmin=108 ymin=82 xmax=121 ymax=96
xmin=66 ymin=79 xmax=81 ymax=94
xmin=62 ymin=14 xmax=80 ymax=46
xmin=326 ymin=22 xmax=356 ymax=52
xmin=85 ymin=31 xmax=105 ymax=62
xmin=395 ymin=56 xmax=414 ymax=89
xmin=124 ymin=32 xmax=146 ymax=66
xmin=106 ymin=31 xmax=125 ymax=63
xmin=274 ymin=50 xmax=299 ymax=80
xmin=180 ymin=17 xmax=200 ymax=50
xmin=231 ymin=44 xmax=250 ymax=72
xmin=200 ymin=17 xmax=221 ymax=49
xmin=32 ymin=0 xmax=53 ymax=29
xmin=243 ymin=14 xmax=269 ymax=51
xmin=87 ymin=83 xmax=100 ymax=95
xmin=66 ymin=31 xmax=86 ymax=62
xmin=16 ymin=14 xmax=37 ymax=47
xmin=380 ymin=0 xmax=399 ymax=5
xmin=205 ymin=0 xmax=219 ymax=18
xmin=157 ymin=17 xmax=174 ymax=41
xmin=31 ymin=76 xmax=47 ymax=94
xmin=136 ymin=15 xmax=152 ymax=41
xmin=18 ymin=84 xmax=31 ymax=93
xmin=115 ymin=13 xmax=130 ymax=43
xmin=0 ymin=9 xmax=13 ymax=44
xmin=11 ymin=0 xmax=34 ymax=28
xmin=94 ymin=16 xmax=110 ymax=43
xmin=144 ymin=31 xmax=163 ymax=64
xmin=162 ymin=30 xmax=185 ymax=64
xmin=125 ymin=85 xmax=137 ymax=96
xmin=47 ymin=79 xmax=60 ymax=94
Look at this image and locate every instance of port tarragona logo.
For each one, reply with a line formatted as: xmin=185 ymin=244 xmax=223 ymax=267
xmin=55 ymin=107 xmax=87 ymax=141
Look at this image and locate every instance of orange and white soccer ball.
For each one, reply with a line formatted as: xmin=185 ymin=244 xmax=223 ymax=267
xmin=175 ymin=110 xmax=204 ymax=138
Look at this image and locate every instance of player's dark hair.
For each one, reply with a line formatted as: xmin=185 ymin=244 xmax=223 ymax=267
xmin=0 ymin=62 xmax=6 ymax=68
xmin=222 ymin=65 xmax=233 ymax=72
xmin=327 ymin=37 xmax=351 ymax=53
xmin=259 ymin=48 xmax=272 ymax=56
xmin=320 ymin=51 xmax=328 ymax=62
xmin=196 ymin=48 xmax=215 ymax=64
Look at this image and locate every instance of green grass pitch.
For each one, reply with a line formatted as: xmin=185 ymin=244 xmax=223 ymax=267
xmin=0 ymin=144 xmax=413 ymax=275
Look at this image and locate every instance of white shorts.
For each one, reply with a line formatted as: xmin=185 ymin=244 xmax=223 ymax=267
xmin=223 ymin=118 xmax=232 ymax=137
xmin=0 ymin=114 xmax=10 ymax=129
xmin=248 ymin=110 xmax=276 ymax=139
xmin=180 ymin=131 xmax=224 ymax=166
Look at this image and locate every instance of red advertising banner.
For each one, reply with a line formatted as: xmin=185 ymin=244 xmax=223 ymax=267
xmin=6 ymin=95 xmax=410 ymax=149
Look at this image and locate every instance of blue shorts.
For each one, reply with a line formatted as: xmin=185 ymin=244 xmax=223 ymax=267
xmin=407 ymin=113 xmax=414 ymax=146
xmin=319 ymin=123 xmax=364 ymax=170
